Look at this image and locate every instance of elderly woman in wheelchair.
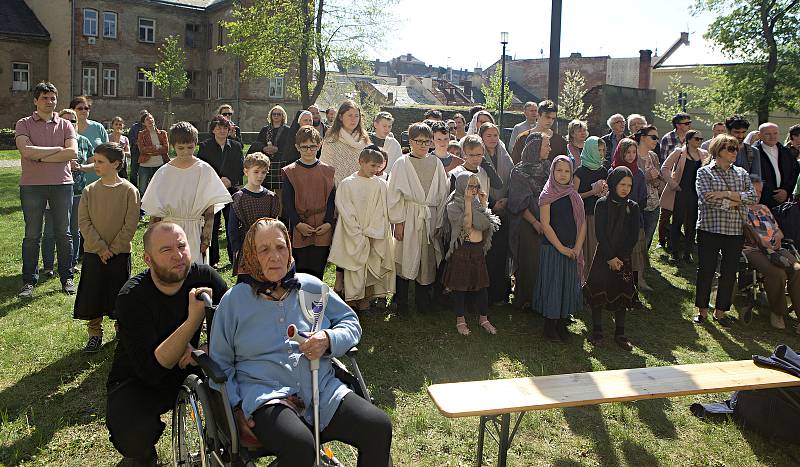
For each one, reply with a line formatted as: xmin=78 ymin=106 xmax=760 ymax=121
xmin=742 ymin=176 xmax=800 ymax=333
xmin=207 ymin=218 xmax=392 ymax=466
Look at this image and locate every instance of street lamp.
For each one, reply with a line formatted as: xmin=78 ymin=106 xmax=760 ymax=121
xmin=499 ymin=32 xmax=509 ymax=132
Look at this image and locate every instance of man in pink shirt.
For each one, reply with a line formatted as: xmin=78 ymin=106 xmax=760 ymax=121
xmin=15 ymin=82 xmax=78 ymax=297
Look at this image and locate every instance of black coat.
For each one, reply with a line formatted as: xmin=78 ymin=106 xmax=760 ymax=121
xmin=197 ymin=137 xmax=244 ymax=194
xmin=754 ymin=141 xmax=799 ymax=208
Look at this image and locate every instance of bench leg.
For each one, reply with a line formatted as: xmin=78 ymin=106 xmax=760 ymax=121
xmin=497 ymin=413 xmax=511 ymax=467
xmin=476 ymin=415 xmax=488 ymax=466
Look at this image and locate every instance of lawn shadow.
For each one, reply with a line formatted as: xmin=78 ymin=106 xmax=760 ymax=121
xmin=0 ymin=345 xmax=113 ymax=465
xmin=620 ymin=439 xmax=661 ymax=466
xmin=0 ymin=205 xmax=21 ymax=216
xmin=741 ymin=421 xmax=800 ymax=466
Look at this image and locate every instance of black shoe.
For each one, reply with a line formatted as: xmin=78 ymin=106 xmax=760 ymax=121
xmin=683 ymin=253 xmax=694 ymax=264
xmin=62 ymin=278 xmax=76 ymax=295
xmin=589 ymin=330 xmax=604 ymax=345
xmin=544 ymin=319 xmax=560 ymax=342
xmin=42 ymin=269 xmax=55 ymax=279
xmin=713 ymin=314 xmax=736 ymax=327
xmin=614 ymin=335 xmax=633 ymax=351
xmin=83 ymin=335 xmax=102 ymax=353
xmin=556 ymin=319 xmax=571 ymax=342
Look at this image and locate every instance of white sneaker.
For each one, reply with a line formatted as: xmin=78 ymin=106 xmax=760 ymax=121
xmin=18 ymin=284 xmax=34 ymax=298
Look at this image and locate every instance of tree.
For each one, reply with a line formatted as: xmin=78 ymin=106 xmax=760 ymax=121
xmin=694 ymin=0 xmax=800 ymax=124
xmin=140 ymin=35 xmax=189 ymax=128
xmin=222 ymin=0 xmax=395 ymax=108
xmin=558 ymin=70 xmax=593 ymax=121
xmin=685 ymin=66 xmax=746 ymax=124
xmin=481 ymin=66 xmax=513 ymax=113
xmin=653 ymin=74 xmax=687 ymax=123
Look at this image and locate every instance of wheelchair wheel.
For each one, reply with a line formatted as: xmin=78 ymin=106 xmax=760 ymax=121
xmin=173 ymin=375 xmax=213 ymax=467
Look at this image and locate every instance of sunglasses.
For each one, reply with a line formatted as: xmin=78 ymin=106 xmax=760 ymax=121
xmin=467 ymin=184 xmax=480 ymax=189
xmin=678 ymin=121 xmax=692 ymax=125
xmin=722 ymin=144 xmax=738 ymax=153
xmin=691 ymin=136 xmax=704 ymax=142
xmin=271 ymin=113 xmax=282 ymax=117
xmin=222 ymin=112 xmax=233 ymax=117
xmin=66 ymin=119 xmax=77 ymax=124
xmin=646 ymin=135 xmax=659 ymax=141
xmin=75 ymin=106 xmax=90 ymax=111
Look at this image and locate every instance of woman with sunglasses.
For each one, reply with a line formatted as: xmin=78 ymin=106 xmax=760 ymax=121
xmin=253 ymin=105 xmax=291 ymax=192
xmin=693 ymin=134 xmax=757 ymax=326
xmin=633 ymin=126 xmax=666 ymax=272
xmin=70 ymin=96 xmax=109 ymax=186
xmin=216 ymin=104 xmax=241 ymax=141
xmin=660 ymin=129 xmax=708 ymax=263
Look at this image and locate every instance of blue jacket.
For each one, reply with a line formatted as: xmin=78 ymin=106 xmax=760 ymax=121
xmin=210 ymin=274 xmax=361 ymax=429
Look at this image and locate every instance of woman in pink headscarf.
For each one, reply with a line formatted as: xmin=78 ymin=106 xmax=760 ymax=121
xmin=533 ymin=155 xmax=586 ymax=342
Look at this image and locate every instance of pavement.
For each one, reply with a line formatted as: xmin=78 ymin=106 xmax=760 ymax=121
xmin=0 ymin=159 xmax=21 ymax=168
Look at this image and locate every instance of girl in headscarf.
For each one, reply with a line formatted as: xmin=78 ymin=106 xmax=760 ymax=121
xmin=466 ymin=110 xmax=494 ymax=135
xmin=508 ymin=132 xmax=551 ymax=311
xmin=583 ymin=167 xmax=641 ymax=351
xmin=442 ymin=172 xmax=500 ymax=335
xmin=574 ymin=136 xmax=609 ymax=279
xmin=610 ymin=138 xmax=650 ymax=292
xmin=533 ymin=155 xmax=586 ymax=341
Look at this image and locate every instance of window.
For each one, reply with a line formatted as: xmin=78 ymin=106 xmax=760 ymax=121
xmin=139 ymin=18 xmax=155 ymax=43
xmin=217 ymin=69 xmax=223 ymax=99
xmin=268 ymin=77 xmax=284 ymax=98
xmin=137 ymin=69 xmax=154 ymax=98
xmin=184 ymin=70 xmax=197 ymax=99
xmin=217 ymin=24 xmax=225 ymax=46
xmin=83 ymin=9 xmax=98 ymax=36
xmin=207 ymin=71 xmax=213 ymax=99
xmin=103 ymin=12 xmax=117 ymax=38
xmin=12 ymin=63 xmax=30 ymax=91
xmin=102 ymin=67 xmax=117 ymax=96
xmin=82 ymin=66 xmax=97 ymax=96
xmin=185 ymin=23 xmax=200 ymax=48
xmin=206 ymin=23 xmax=213 ymax=50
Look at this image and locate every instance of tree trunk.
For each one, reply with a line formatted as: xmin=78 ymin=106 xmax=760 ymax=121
xmin=758 ymin=1 xmax=778 ymax=124
xmin=298 ymin=0 xmax=313 ymax=108
xmin=310 ymin=0 xmax=326 ymax=106
xmin=164 ymin=99 xmax=173 ymax=128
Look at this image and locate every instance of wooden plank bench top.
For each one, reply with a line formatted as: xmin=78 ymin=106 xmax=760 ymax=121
xmin=428 ymin=360 xmax=800 ymax=418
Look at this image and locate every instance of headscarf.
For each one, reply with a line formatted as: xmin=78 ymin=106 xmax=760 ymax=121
xmin=444 ymin=172 xmax=500 ymax=259
xmin=237 ymin=218 xmax=301 ymax=294
xmin=579 ymin=136 xmax=604 ymax=171
xmin=610 ymin=139 xmax=640 ymax=174
xmin=604 ymin=167 xmax=636 ymax=256
xmin=538 ymin=155 xmax=586 ymax=281
xmin=516 ymin=132 xmax=547 ymax=179
xmin=467 ymin=111 xmax=493 ymax=135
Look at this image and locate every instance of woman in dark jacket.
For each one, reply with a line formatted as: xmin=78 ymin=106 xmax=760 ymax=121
xmin=252 ymin=105 xmax=291 ymax=192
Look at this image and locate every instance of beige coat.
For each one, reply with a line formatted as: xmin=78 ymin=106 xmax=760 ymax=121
xmin=659 ymin=146 xmax=709 ymax=211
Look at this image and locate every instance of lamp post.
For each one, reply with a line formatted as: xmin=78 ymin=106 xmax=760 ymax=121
xmin=499 ymin=31 xmax=509 ymax=132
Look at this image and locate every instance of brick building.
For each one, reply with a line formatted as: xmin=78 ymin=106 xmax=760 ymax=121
xmin=3 ymin=0 xmax=298 ymax=133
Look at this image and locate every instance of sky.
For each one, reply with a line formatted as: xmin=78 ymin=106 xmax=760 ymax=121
xmin=369 ymin=0 xmax=734 ymax=70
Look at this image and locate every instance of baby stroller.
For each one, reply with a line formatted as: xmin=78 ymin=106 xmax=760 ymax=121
xmin=171 ymin=295 xmax=375 ymax=467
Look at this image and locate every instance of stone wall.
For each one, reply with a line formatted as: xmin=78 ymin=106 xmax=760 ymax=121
xmin=0 ymin=39 xmax=50 ymax=129
xmin=584 ymin=85 xmax=656 ymax=136
xmin=378 ymin=105 xmax=526 ymax=136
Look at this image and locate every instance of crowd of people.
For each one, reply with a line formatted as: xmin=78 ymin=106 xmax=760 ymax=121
xmin=14 ymin=80 xmax=800 ymax=465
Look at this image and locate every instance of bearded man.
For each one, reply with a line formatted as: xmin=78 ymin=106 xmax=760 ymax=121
xmin=105 ymin=222 xmax=228 ymax=467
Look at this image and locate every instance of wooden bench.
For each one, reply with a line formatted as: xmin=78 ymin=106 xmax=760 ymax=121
xmin=427 ymin=360 xmax=800 ymax=466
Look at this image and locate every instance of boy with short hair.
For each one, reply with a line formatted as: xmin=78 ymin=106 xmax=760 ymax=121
xmin=431 ymin=121 xmax=464 ymax=174
xmin=282 ymin=126 xmax=335 ymax=278
xmin=329 ymin=145 xmax=395 ymax=310
xmin=370 ymin=111 xmax=403 ymax=174
xmin=511 ymin=99 xmax=568 ymax=164
xmin=227 ymin=152 xmax=282 ymax=275
xmin=141 ymin=122 xmax=232 ymax=265
xmin=388 ymin=122 xmax=450 ymax=312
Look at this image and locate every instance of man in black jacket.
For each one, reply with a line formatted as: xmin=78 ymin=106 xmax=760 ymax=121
xmin=754 ymin=122 xmax=799 ymax=209
xmin=601 ymin=113 xmax=627 ymax=167
xmin=106 ymin=222 xmax=228 ymax=467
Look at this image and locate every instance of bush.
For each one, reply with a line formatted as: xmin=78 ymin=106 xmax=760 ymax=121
xmin=0 ymin=128 xmax=15 ymax=150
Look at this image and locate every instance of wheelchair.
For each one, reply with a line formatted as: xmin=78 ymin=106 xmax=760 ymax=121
xmin=171 ymin=297 xmax=374 ymax=467
xmin=735 ymin=238 xmax=800 ymax=324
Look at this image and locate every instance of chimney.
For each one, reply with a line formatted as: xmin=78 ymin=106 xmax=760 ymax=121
xmin=406 ymin=53 xmax=412 ymax=61
xmin=387 ymin=91 xmax=394 ymax=104
xmin=569 ymin=52 xmax=582 ymax=58
xmin=638 ymin=49 xmax=652 ymax=89
xmin=460 ymin=80 xmax=472 ymax=99
xmin=396 ymin=74 xmax=403 ymax=86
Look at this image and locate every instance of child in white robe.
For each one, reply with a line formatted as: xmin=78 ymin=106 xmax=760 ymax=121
xmin=388 ymin=122 xmax=450 ymax=313
xmin=141 ymin=122 xmax=232 ymax=265
xmin=329 ymin=145 xmax=395 ymax=311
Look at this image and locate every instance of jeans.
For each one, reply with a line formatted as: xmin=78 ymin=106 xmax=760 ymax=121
xmin=642 ymin=207 xmax=660 ymax=252
xmin=42 ymin=194 xmax=81 ymax=270
xmin=20 ymin=184 xmax=74 ymax=285
xmin=137 ymin=166 xmax=160 ymax=198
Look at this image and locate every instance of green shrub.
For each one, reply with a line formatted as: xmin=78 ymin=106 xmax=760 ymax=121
xmin=0 ymin=128 xmax=16 ymax=150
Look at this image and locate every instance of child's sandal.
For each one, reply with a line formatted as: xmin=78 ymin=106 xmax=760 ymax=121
xmin=478 ymin=316 xmax=497 ymax=335
xmin=456 ymin=317 xmax=470 ymax=336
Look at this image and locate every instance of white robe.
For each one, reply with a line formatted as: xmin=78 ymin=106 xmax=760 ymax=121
xmin=141 ymin=160 xmax=232 ymax=265
xmin=328 ymin=174 xmax=395 ymax=300
xmin=387 ymin=154 xmax=449 ymax=282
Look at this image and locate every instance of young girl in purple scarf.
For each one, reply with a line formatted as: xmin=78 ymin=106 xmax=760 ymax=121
xmin=533 ymin=155 xmax=586 ymax=341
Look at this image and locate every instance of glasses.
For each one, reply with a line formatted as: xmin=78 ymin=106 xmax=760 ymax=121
xmin=66 ymin=119 xmax=77 ymax=124
xmin=411 ymin=139 xmax=431 ymax=145
xmin=646 ymin=135 xmax=659 ymax=141
xmin=222 ymin=112 xmax=233 ymax=117
xmin=678 ymin=121 xmax=692 ymax=126
xmin=75 ymin=106 xmax=90 ymax=111
xmin=271 ymin=113 xmax=282 ymax=117
xmin=692 ymin=136 xmax=704 ymax=142
xmin=298 ymin=144 xmax=319 ymax=151
xmin=722 ymin=144 xmax=738 ymax=153
xmin=467 ymin=184 xmax=480 ymax=189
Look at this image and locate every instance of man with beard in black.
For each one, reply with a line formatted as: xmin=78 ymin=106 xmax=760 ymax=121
xmin=105 ymin=222 xmax=228 ymax=466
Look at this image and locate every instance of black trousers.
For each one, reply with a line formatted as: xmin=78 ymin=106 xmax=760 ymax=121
xmin=251 ymin=392 xmax=392 ymax=467
xmin=293 ymin=245 xmax=330 ymax=279
xmin=485 ymin=220 xmax=511 ymax=304
xmin=695 ymin=230 xmax=744 ymax=311
xmin=210 ymin=205 xmax=233 ymax=267
xmin=106 ymin=379 xmax=179 ymax=463
xmin=670 ymin=190 xmax=698 ymax=258
xmin=394 ymin=276 xmax=432 ymax=311
xmin=129 ymin=147 xmax=139 ymax=189
xmin=451 ymin=288 xmax=488 ymax=317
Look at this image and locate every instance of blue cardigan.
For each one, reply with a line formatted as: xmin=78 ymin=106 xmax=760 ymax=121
xmin=209 ymin=274 xmax=361 ymax=429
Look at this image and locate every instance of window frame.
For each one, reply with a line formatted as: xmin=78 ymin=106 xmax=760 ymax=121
xmin=82 ymin=66 xmax=98 ymax=96
xmin=137 ymin=69 xmax=154 ymax=98
xmin=102 ymin=11 xmax=117 ymax=39
xmin=138 ymin=17 xmax=156 ymax=43
xmin=268 ymin=77 xmax=284 ymax=99
xmin=217 ymin=69 xmax=223 ymax=99
xmin=12 ymin=62 xmax=30 ymax=91
xmin=102 ymin=67 xmax=117 ymax=97
xmin=207 ymin=70 xmax=213 ymax=99
xmin=83 ymin=9 xmax=98 ymax=37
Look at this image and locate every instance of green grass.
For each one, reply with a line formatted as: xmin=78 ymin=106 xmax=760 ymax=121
xmin=0 ymin=150 xmax=20 ymax=161
xmin=1 ymin=165 xmax=799 ymax=466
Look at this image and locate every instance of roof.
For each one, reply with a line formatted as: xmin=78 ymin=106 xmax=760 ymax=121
xmin=145 ymin=0 xmax=228 ymax=10
xmin=507 ymin=80 xmax=540 ymax=104
xmin=371 ymin=84 xmax=438 ymax=106
xmin=0 ymin=0 xmax=49 ymax=40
